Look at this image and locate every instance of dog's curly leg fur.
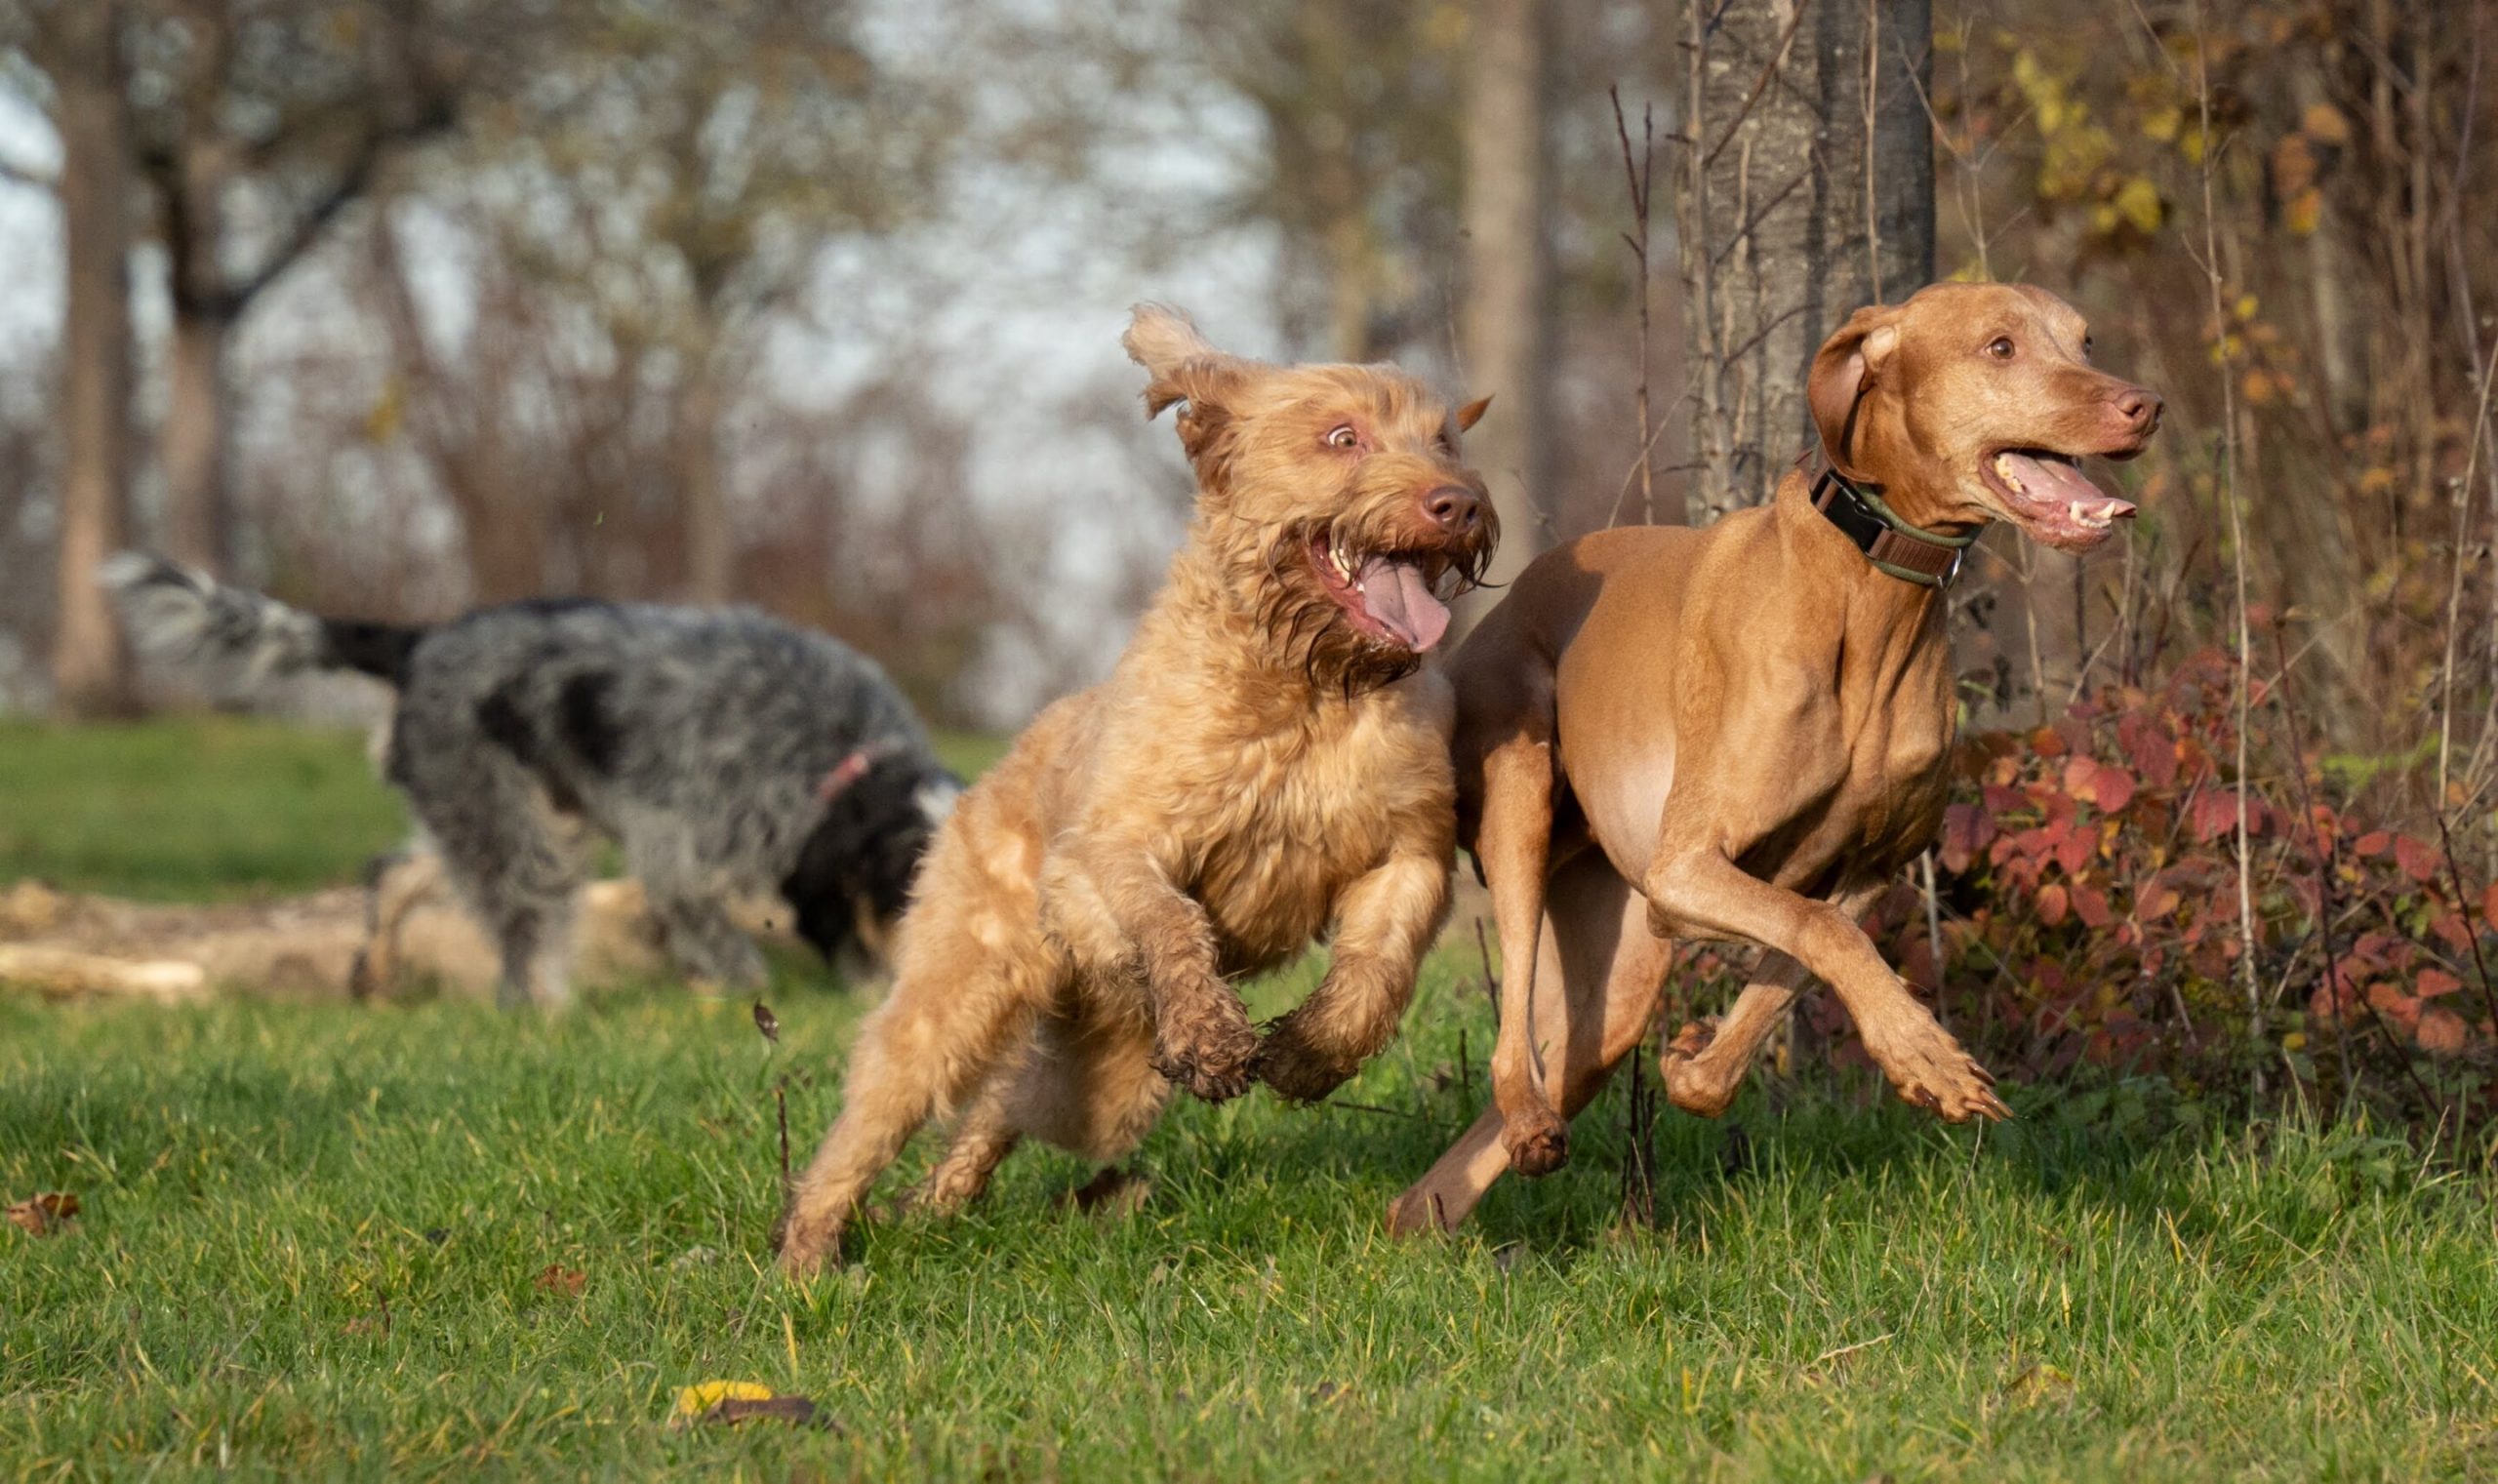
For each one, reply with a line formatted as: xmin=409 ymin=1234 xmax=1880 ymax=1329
xmin=1057 ymin=839 xmax=1260 ymax=1103
xmin=1255 ymin=848 xmax=1449 ymax=1102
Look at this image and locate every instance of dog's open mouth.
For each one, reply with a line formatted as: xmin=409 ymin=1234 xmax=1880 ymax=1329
xmin=1308 ymin=532 xmax=1456 ymax=653
xmin=1981 ymin=449 xmax=2137 ymax=552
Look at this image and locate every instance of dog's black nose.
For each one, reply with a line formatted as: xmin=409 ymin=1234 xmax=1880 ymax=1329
xmin=2115 ymin=386 xmax=2163 ymax=433
xmin=1423 ymin=486 xmax=1483 ymax=536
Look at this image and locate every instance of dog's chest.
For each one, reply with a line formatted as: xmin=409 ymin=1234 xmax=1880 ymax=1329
xmin=1188 ymin=730 xmax=1409 ymax=972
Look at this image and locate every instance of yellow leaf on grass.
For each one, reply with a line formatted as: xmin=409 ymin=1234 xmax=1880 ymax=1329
xmin=673 ymin=1381 xmax=776 ymax=1420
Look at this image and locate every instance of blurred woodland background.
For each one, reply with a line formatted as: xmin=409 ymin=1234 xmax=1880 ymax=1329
xmin=3 ymin=1 xmax=2497 ymax=1129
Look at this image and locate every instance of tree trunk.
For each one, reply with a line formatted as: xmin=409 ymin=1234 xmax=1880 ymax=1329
xmin=1677 ymin=0 xmax=1933 ymax=517
xmin=162 ymin=308 xmax=232 ymax=572
xmin=1460 ymin=0 xmax=1552 ymax=602
xmin=49 ymin=0 xmax=137 ymax=717
xmin=677 ymin=366 xmax=734 ymax=603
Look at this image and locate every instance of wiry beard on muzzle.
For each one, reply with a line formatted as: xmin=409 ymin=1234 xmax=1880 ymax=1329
xmin=1240 ymin=518 xmax=1492 ymax=699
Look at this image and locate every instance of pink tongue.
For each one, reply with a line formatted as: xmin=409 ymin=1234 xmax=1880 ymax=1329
xmin=1356 ymin=556 xmax=1452 ymax=652
xmin=2001 ymin=454 xmax=2132 ymax=513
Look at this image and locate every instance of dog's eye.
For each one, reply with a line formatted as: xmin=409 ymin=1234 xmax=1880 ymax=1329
xmin=1325 ymin=424 xmax=1359 ymax=450
xmin=1986 ymin=337 xmax=2016 ymax=360
xmin=2081 ymin=334 xmax=2094 ymax=359
xmin=1434 ymin=431 xmax=1455 ymax=454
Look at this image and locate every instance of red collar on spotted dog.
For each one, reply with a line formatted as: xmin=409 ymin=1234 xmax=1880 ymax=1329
xmin=816 ymin=739 xmax=905 ymax=803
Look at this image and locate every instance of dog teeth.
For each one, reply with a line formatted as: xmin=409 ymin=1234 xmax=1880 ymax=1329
xmin=1993 ymin=453 xmax=2024 ymax=492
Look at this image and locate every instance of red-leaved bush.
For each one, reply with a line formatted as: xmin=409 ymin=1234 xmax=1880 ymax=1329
xmin=1675 ymin=647 xmax=2498 ymax=1127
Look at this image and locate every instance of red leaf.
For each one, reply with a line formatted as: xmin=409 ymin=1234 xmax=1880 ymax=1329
xmin=2091 ymin=763 xmax=2137 ymax=814
xmin=2367 ymin=982 xmax=2422 ymax=1032
xmin=6 ymin=1191 xmax=78 ymax=1236
xmin=2073 ymin=886 xmax=2114 ymax=929
xmin=2120 ymin=713 xmax=2180 ymax=789
xmin=2030 ymin=726 xmax=2068 ymax=759
xmin=2484 ymin=882 xmax=2498 ymax=931
xmin=2418 ymin=1007 xmax=2470 ymax=1055
xmin=2432 ymin=913 xmax=2475 ymax=954
xmin=2037 ymin=883 xmax=2070 ymax=926
xmin=2053 ymin=824 xmax=2094 ymax=874
xmin=1940 ymin=803 xmax=1994 ymax=873
xmin=2417 ymin=968 xmax=2466 ymax=1000
xmin=2190 ymin=790 xmax=2240 ymax=843
xmin=2063 ymin=755 xmax=2100 ymax=803
xmin=534 ymin=1263 xmax=586 ymax=1297
xmin=2394 ymin=835 xmax=2443 ymax=884
xmin=2353 ymin=829 xmax=2391 ymax=859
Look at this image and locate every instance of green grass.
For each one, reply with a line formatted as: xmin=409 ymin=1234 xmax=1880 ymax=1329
xmin=0 ymin=717 xmax=1008 ymax=902
xmin=4 ymin=723 xmax=2494 ymax=1478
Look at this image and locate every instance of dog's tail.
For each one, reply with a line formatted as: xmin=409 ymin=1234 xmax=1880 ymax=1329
xmin=99 ymin=551 xmax=426 ymax=693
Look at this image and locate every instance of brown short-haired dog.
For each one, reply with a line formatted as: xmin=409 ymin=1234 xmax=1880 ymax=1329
xmin=1390 ymin=282 xmax=2162 ymax=1233
xmin=777 ymin=306 xmax=1496 ymax=1273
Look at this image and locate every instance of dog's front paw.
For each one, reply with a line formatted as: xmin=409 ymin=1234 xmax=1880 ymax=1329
xmin=1250 ymin=1023 xmax=1358 ymax=1103
xmin=1151 ymin=1020 xmax=1261 ymax=1103
xmin=1501 ymin=1106 xmax=1571 ymax=1178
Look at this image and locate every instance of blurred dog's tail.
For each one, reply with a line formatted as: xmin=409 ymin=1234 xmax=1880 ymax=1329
xmin=99 ymin=551 xmax=426 ymax=693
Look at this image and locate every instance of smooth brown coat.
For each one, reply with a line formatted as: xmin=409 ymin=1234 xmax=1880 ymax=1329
xmin=1390 ymin=283 xmax=2162 ymax=1233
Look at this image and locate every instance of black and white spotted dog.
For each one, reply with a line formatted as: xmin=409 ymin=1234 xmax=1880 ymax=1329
xmin=103 ymin=554 xmax=960 ymax=1008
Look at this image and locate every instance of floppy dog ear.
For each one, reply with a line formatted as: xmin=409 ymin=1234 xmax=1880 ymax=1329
xmin=1807 ymin=305 xmax=1902 ymax=481
xmin=1124 ymin=303 xmax=1249 ymax=468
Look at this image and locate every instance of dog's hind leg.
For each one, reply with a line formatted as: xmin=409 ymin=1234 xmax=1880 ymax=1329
xmin=778 ymin=943 xmax=1048 ymax=1275
xmin=349 ymin=840 xmax=445 ymax=1001
xmin=1388 ymin=856 xmax=1669 ymax=1235
xmin=431 ymin=792 xmax=588 ymax=1011
xmin=1469 ymin=737 xmax=1571 ymax=1177
xmin=908 ymin=1002 xmax=1172 ymax=1221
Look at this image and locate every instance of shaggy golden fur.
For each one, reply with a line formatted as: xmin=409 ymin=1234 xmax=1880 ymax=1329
xmin=1389 ymin=284 xmax=2163 ymax=1233
xmin=777 ymin=306 xmax=1496 ymax=1273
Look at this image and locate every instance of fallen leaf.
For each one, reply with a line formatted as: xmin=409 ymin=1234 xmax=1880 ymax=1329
xmin=534 ymin=1263 xmax=586 ymax=1297
xmin=2005 ymin=1361 xmax=2075 ymax=1408
xmin=674 ymin=1380 xmax=774 ymax=1419
xmin=670 ymin=1381 xmax=835 ymax=1432
xmin=6 ymin=1191 xmax=78 ymax=1236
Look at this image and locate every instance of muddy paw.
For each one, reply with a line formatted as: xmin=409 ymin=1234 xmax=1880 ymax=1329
xmin=1250 ymin=1028 xmax=1357 ymax=1103
xmin=1151 ymin=1033 xmax=1259 ymax=1103
xmin=1502 ymin=1109 xmax=1571 ymax=1179
xmin=1867 ymin=1024 xmax=2012 ymax=1123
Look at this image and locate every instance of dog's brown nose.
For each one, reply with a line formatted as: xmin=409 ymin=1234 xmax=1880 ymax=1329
xmin=1423 ymin=486 xmax=1484 ymax=536
xmin=2115 ymin=386 xmax=2163 ymax=434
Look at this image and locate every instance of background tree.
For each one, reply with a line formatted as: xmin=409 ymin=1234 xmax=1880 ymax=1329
xmin=128 ymin=0 xmax=465 ymax=573
xmin=11 ymin=0 xmax=140 ymax=715
xmin=1460 ymin=0 xmax=1553 ymax=596
xmin=1676 ymin=0 xmax=1935 ymax=518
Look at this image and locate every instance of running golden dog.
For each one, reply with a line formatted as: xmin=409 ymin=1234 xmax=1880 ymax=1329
xmin=779 ymin=305 xmax=1496 ymax=1272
